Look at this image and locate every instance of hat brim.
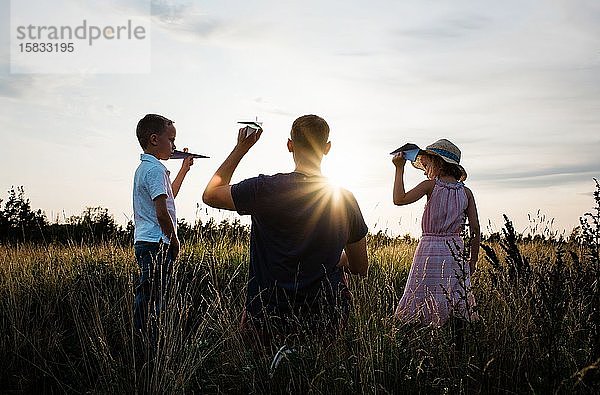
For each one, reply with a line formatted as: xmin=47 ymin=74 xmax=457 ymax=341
xmin=412 ymin=150 xmax=467 ymax=181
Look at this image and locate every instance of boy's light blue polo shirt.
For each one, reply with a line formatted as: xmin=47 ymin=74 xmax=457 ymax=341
xmin=133 ymin=153 xmax=177 ymax=244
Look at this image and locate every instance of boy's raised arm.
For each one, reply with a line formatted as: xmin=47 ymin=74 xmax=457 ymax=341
xmin=203 ymin=128 xmax=262 ymax=210
xmin=172 ymin=149 xmax=194 ymax=198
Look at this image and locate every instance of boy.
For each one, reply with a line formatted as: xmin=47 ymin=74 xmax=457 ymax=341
xmin=132 ymin=113 xmax=194 ymax=333
xmin=203 ymin=114 xmax=369 ymax=342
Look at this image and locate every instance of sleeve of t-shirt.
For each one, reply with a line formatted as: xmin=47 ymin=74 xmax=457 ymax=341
xmin=146 ymin=165 xmax=168 ymax=200
xmin=231 ymin=177 xmax=260 ymax=216
xmin=345 ymin=191 xmax=368 ymax=244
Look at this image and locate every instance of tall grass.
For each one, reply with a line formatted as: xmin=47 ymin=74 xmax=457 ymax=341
xmin=1 ymin=184 xmax=599 ymax=393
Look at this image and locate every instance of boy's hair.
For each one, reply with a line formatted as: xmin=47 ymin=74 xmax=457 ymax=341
xmin=136 ymin=114 xmax=173 ymax=149
xmin=428 ymin=154 xmax=463 ymax=181
xmin=291 ymin=115 xmax=330 ymax=152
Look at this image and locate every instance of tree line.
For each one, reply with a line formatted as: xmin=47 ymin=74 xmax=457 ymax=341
xmin=0 ymin=185 xmax=590 ymax=246
xmin=0 ymin=186 xmax=250 ymax=245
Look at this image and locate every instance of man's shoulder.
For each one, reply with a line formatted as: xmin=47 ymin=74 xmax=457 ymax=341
xmin=258 ymin=172 xmax=295 ymax=181
xmin=337 ymin=186 xmax=361 ymax=209
xmin=237 ymin=172 xmax=296 ymax=186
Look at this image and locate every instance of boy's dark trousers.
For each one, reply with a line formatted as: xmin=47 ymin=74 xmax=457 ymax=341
xmin=133 ymin=240 xmax=174 ymax=341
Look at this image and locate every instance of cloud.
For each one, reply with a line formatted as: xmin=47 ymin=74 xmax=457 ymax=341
xmin=0 ymin=64 xmax=88 ymax=103
xmin=252 ymin=97 xmax=295 ymax=117
xmin=152 ymin=5 xmax=226 ymax=40
xmin=151 ymin=0 xmax=192 ymax=23
xmin=0 ymin=71 xmax=88 ymax=104
xmin=473 ymin=161 xmax=599 ymax=188
xmin=395 ymin=14 xmax=492 ymax=40
xmin=147 ymin=1 xmax=265 ymax=45
xmin=0 ymin=72 xmax=35 ymax=99
xmin=335 ymin=51 xmax=378 ymax=57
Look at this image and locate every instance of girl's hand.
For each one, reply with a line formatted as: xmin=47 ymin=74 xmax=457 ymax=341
xmin=469 ymin=259 xmax=477 ymax=274
xmin=392 ymin=152 xmax=406 ymax=167
xmin=181 ymin=148 xmax=194 ymax=172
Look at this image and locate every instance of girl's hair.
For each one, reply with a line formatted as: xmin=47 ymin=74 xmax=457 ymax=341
xmin=426 ymin=154 xmax=463 ymax=181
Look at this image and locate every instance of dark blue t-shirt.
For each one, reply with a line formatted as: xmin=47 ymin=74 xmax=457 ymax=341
xmin=231 ymin=172 xmax=368 ymax=319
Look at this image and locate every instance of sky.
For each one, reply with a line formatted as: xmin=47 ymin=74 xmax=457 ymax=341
xmin=1 ymin=0 xmax=599 ymax=237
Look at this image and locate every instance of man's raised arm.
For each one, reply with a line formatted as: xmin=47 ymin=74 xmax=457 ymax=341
xmin=202 ymin=128 xmax=262 ymax=210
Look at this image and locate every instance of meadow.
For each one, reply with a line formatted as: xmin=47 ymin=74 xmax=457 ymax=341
xmin=0 ymin=183 xmax=599 ymax=393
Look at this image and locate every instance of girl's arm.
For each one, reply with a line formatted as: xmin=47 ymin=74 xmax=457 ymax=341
xmin=464 ymin=187 xmax=481 ymax=273
xmin=392 ymin=153 xmax=433 ymax=205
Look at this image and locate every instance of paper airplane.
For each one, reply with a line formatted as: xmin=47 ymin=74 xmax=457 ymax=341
xmin=238 ymin=120 xmax=263 ymax=137
xmin=170 ymin=150 xmax=209 ymax=159
xmin=390 ymin=143 xmax=422 ymax=162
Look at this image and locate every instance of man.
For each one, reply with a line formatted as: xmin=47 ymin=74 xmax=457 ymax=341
xmin=203 ymin=115 xmax=368 ymax=341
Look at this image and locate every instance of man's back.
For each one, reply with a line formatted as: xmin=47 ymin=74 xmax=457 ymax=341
xmin=202 ymin=114 xmax=369 ymax=340
xmin=231 ymin=172 xmax=368 ymax=319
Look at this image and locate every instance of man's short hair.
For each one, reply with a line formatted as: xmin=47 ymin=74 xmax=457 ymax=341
xmin=291 ymin=115 xmax=330 ymax=152
xmin=136 ymin=114 xmax=173 ymax=149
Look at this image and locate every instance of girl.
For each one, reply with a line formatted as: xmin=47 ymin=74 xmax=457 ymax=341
xmin=392 ymin=139 xmax=480 ymax=326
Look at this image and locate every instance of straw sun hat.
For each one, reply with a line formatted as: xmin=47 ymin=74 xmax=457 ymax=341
xmin=413 ymin=138 xmax=467 ymax=181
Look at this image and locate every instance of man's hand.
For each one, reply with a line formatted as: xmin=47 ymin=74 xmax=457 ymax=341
xmin=234 ymin=128 xmax=262 ymax=154
xmin=336 ymin=250 xmax=349 ymax=268
xmin=203 ymin=127 xmax=263 ymax=210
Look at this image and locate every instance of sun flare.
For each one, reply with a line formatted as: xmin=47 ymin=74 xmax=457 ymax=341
xmin=322 ymin=157 xmax=355 ymax=191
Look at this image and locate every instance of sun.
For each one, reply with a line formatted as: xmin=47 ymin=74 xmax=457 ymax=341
xmin=322 ymin=155 xmax=356 ymax=191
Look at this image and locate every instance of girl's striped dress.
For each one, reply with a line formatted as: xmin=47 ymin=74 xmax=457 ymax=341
xmin=395 ymin=178 xmax=478 ymax=326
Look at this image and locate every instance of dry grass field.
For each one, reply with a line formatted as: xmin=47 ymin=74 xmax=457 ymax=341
xmin=0 ymin=182 xmax=598 ymax=393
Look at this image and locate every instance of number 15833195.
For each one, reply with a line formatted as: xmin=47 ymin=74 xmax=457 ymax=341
xmin=18 ymin=42 xmax=74 ymax=53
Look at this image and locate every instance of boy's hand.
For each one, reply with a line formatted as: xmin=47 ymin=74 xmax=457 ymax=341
xmin=234 ymin=128 xmax=262 ymax=155
xmin=392 ymin=152 xmax=406 ymax=167
xmin=172 ymin=148 xmax=194 ymax=198
xmin=181 ymin=148 xmax=194 ymax=172
xmin=170 ymin=237 xmax=180 ymax=260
